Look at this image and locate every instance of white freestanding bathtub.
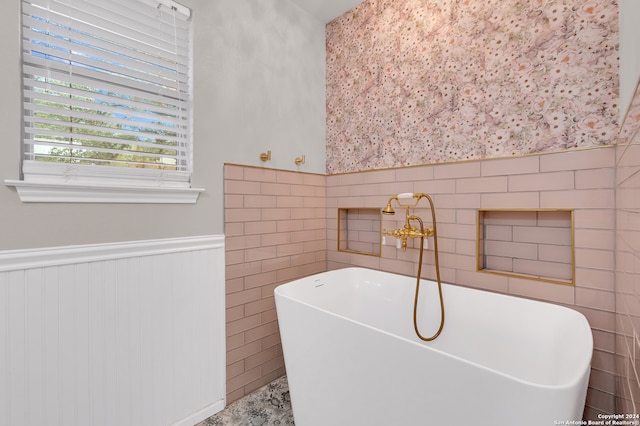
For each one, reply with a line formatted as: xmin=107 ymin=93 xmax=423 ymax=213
xmin=274 ymin=267 xmax=593 ymax=426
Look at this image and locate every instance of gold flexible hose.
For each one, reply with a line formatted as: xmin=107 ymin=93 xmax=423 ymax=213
xmin=410 ymin=194 xmax=444 ymax=341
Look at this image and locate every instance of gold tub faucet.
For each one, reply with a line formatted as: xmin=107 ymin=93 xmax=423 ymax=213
xmin=382 ymin=193 xmax=434 ymax=251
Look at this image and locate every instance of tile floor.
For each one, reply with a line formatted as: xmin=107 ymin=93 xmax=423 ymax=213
xmin=197 ymin=376 xmax=295 ymax=426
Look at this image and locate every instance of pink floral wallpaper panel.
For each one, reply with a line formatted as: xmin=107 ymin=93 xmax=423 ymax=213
xmin=326 ymin=0 xmax=619 ymax=174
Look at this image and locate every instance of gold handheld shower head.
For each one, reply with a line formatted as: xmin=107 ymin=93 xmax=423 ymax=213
xmin=382 ymin=195 xmax=399 ymax=215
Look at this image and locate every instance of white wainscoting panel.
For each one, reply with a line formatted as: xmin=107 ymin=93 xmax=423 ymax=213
xmin=0 ymin=236 xmax=226 ymax=426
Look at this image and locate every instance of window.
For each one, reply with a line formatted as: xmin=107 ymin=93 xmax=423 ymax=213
xmin=6 ymin=0 xmax=203 ymax=203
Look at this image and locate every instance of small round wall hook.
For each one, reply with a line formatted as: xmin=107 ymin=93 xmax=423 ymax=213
xmin=295 ymin=155 xmax=305 ymax=165
xmin=260 ymin=150 xmax=271 ymax=162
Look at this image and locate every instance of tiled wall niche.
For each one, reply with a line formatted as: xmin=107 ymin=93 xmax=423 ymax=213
xmin=477 ymin=209 xmax=574 ymax=285
xmin=337 ymin=208 xmax=381 ymax=256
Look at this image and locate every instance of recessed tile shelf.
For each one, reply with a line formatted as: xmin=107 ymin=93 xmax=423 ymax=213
xmin=476 ymin=209 xmax=575 ymax=286
xmin=338 ymin=208 xmax=382 ymax=257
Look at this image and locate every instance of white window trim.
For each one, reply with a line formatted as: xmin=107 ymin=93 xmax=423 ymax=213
xmin=9 ymin=0 xmax=203 ymax=204
xmin=4 ymin=179 xmax=204 ymax=203
xmin=6 ymin=156 xmax=203 ymax=203
xmin=5 ymin=158 xmax=204 ymax=203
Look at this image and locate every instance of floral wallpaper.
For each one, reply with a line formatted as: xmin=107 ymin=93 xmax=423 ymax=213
xmin=326 ymin=0 xmax=619 ymax=174
xmin=620 ymin=78 xmax=640 ymax=144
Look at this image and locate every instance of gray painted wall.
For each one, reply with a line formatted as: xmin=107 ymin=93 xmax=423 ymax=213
xmin=2 ymin=1 xmax=637 ymax=251
xmin=0 ymin=0 xmax=326 ymax=250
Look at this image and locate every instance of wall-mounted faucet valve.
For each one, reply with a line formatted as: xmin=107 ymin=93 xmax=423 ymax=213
xmin=381 ymin=193 xmax=434 ymax=251
xmin=382 ymin=221 xmax=433 ymax=251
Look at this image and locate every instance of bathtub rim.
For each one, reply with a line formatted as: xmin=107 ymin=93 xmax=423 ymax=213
xmin=275 ymin=267 xmax=593 ymax=391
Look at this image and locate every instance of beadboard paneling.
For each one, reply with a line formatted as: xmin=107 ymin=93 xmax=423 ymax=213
xmin=0 ymin=236 xmax=226 ymax=426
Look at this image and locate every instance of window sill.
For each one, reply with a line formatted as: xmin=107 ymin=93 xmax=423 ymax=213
xmin=4 ymin=180 xmax=204 ymax=204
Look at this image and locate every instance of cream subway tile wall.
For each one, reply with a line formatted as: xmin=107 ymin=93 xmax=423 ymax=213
xmin=615 ymin=85 xmax=640 ymax=415
xmin=224 ymin=164 xmax=327 ymax=403
xmin=225 ymin=147 xmax=618 ymax=418
xmin=326 ymin=146 xmax=617 ymax=419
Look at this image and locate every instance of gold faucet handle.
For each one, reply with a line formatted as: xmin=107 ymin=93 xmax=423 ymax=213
xmin=382 ymin=229 xmax=405 ymax=250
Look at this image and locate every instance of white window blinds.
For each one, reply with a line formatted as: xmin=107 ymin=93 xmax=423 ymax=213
xmin=21 ymin=0 xmax=192 ymax=189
